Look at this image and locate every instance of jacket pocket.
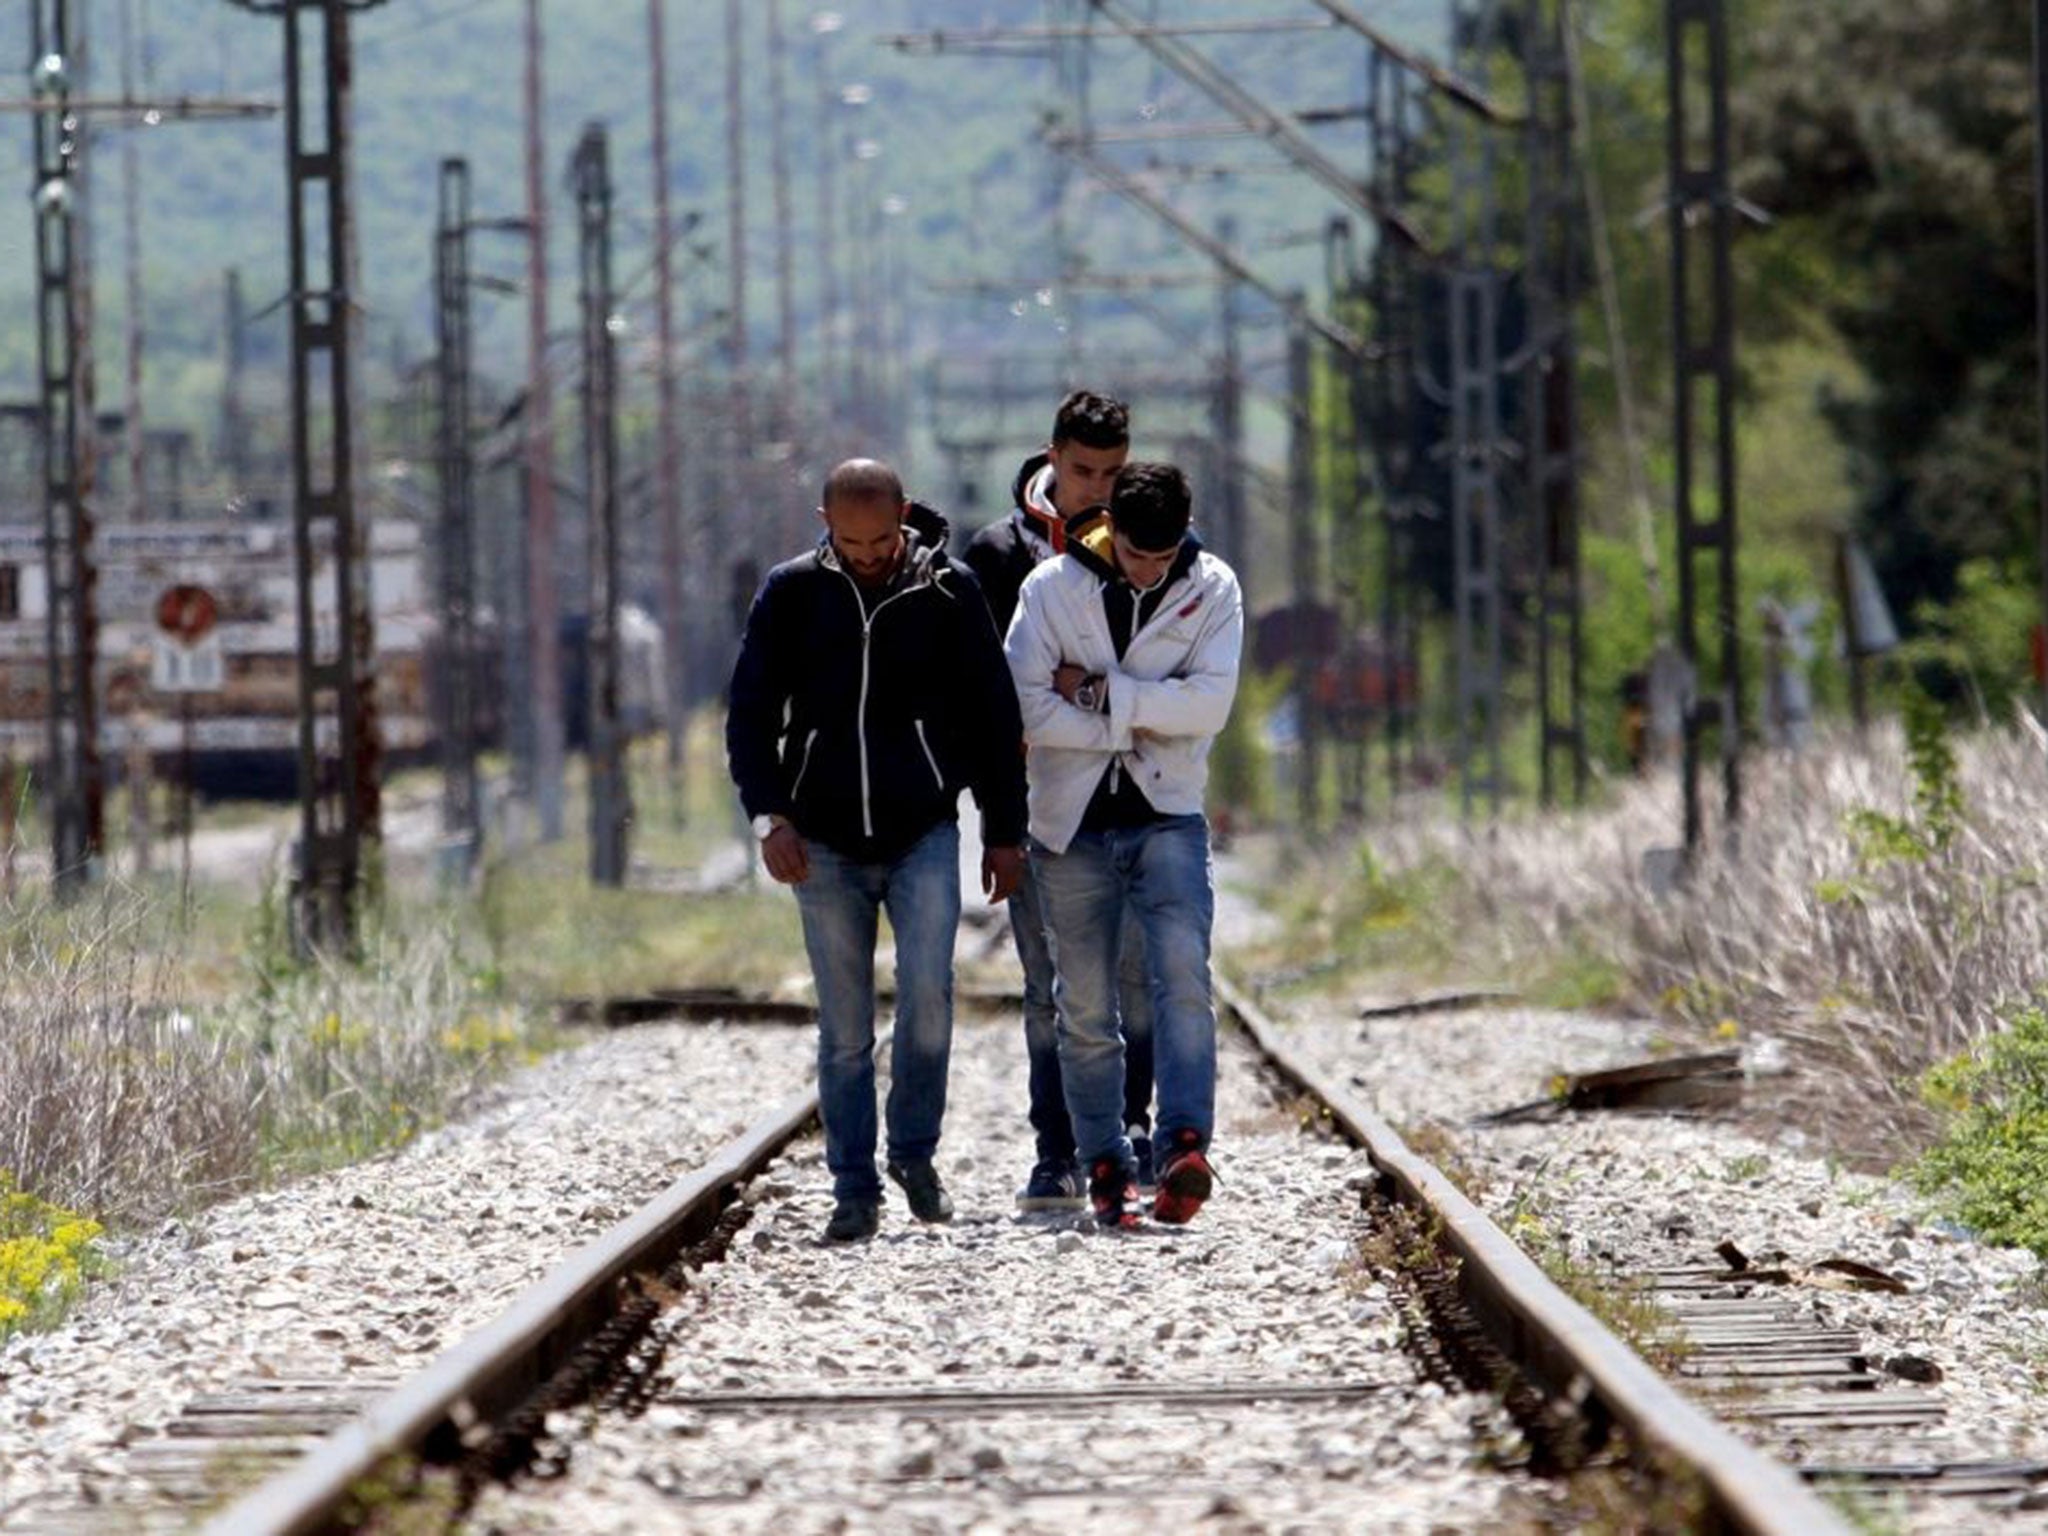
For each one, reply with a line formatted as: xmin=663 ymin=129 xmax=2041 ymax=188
xmin=788 ymin=728 xmax=820 ymax=802
xmin=912 ymin=719 xmax=945 ymax=794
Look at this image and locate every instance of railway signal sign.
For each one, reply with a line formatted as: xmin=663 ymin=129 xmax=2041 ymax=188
xmin=155 ymin=583 xmax=218 ymax=643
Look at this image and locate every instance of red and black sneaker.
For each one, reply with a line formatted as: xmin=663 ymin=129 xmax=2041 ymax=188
xmin=1088 ymin=1156 xmax=1142 ymax=1229
xmin=1151 ymin=1129 xmax=1214 ymax=1225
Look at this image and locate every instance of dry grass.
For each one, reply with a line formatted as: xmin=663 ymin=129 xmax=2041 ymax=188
xmin=1270 ymin=718 xmax=2048 ymax=1166
xmin=0 ymin=884 xmax=545 ymax=1225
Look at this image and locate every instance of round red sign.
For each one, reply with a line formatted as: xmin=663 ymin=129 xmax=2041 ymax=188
xmin=156 ymin=584 xmax=218 ymax=642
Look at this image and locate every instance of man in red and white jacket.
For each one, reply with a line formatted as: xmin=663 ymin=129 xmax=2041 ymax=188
xmin=1003 ymin=462 xmax=1243 ymax=1229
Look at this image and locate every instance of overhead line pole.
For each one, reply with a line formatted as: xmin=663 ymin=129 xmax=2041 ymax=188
xmin=1526 ymin=0 xmax=1587 ymax=807
xmin=434 ymin=157 xmax=480 ymax=881
xmin=523 ymin=0 xmax=565 ymax=842
xmin=1667 ymin=0 xmax=1742 ymax=859
xmin=573 ymin=123 xmax=629 ymax=889
xmin=768 ymin=0 xmax=796 ymax=437
xmin=29 ymin=1 xmax=101 ymax=895
xmin=222 ymin=0 xmax=385 ymax=952
xmin=646 ymin=0 xmax=688 ymax=815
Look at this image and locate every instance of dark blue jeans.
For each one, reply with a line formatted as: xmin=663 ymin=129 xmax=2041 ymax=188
xmin=792 ymin=821 xmax=960 ymax=1200
xmin=1032 ymin=814 xmax=1215 ymax=1172
xmin=1009 ymin=855 xmax=1154 ymax=1165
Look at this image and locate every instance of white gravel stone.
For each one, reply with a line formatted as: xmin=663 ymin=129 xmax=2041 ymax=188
xmin=463 ymin=1016 xmax=1546 ymax=1534
xmin=0 ymin=1020 xmax=815 ymax=1528
xmin=1275 ymin=996 xmax=2048 ymax=1533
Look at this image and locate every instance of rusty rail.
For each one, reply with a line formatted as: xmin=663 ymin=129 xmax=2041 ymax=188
xmin=1216 ymin=972 xmax=1850 ymax=1536
xmin=201 ymin=1081 xmax=819 ymax=1536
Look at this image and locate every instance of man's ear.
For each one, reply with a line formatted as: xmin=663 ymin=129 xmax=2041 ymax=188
xmin=899 ymin=499 xmax=913 ymax=523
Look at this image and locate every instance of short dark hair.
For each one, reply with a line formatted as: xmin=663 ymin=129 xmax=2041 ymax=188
xmin=1051 ymin=389 xmax=1130 ymax=451
xmin=822 ymin=457 xmax=904 ymax=508
xmin=1108 ymin=462 xmax=1191 ymax=552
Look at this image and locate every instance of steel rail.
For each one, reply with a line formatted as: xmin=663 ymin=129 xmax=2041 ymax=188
xmin=1215 ymin=972 xmax=1851 ymax=1536
xmin=202 ymin=1081 xmax=820 ymax=1536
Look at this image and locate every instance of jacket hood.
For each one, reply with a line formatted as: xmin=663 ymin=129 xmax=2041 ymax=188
xmin=1009 ymin=453 xmax=1066 ymax=552
xmin=1063 ymin=507 xmax=1204 ymax=589
xmin=815 ymin=499 xmax=955 ymax=584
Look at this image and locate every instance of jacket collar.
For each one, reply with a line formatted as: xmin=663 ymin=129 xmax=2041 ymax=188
xmin=1063 ymin=509 xmax=1203 ymax=592
xmin=815 ymin=504 xmax=955 ymax=596
xmin=1010 ymin=453 xmax=1066 ymax=553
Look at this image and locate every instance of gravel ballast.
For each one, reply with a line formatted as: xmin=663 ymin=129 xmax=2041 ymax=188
xmin=0 ymin=1020 xmax=816 ymax=1528
xmin=462 ymin=1014 xmax=1555 ymax=1535
xmin=1277 ymin=994 xmax=2048 ymax=1531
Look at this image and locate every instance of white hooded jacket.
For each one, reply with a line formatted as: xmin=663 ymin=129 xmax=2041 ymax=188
xmin=1003 ymin=520 xmax=1244 ymax=854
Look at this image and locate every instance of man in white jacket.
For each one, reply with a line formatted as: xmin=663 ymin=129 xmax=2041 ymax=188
xmin=1003 ymin=462 xmax=1243 ymax=1228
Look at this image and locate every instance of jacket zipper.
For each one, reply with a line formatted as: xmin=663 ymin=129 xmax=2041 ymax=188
xmin=913 ymin=719 xmax=945 ymax=794
xmin=834 ymin=566 xmax=922 ymax=838
xmin=789 ymin=728 xmax=819 ymax=801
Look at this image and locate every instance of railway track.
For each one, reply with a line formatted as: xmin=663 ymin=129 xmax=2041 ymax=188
xmin=167 ymin=975 xmax=1854 ymax=1535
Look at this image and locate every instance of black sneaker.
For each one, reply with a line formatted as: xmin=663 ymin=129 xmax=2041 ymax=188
xmin=1129 ymin=1126 xmax=1156 ymax=1195
xmin=823 ymin=1196 xmax=880 ymax=1243
xmin=1016 ymin=1157 xmax=1086 ymax=1212
xmin=1087 ymin=1156 xmax=1142 ymax=1230
xmin=886 ymin=1160 xmax=955 ymax=1223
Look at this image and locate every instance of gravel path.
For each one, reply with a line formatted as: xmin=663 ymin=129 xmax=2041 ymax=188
xmin=462 ymin=1015 xmax=1557 ymax=1535
xmin=1272 ymin=994 xmax=2048 ymax=1530
xmin=0 ymin=1020 xmax=815 ymax=1529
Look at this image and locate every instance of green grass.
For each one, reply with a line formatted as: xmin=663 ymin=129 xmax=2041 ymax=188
xmin=1909 ymin=1003 xmax=2048 ymax=1258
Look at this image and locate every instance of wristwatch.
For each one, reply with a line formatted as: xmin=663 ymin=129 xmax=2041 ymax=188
xmin=752 ymin=814 xmax=786 ymax=841
xmin=1074 ymin=677 xmax=1102 ymax=713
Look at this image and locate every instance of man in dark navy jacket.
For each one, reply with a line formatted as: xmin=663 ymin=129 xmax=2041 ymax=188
xmin=728 ymin=458 xmax=1027 ymax=1243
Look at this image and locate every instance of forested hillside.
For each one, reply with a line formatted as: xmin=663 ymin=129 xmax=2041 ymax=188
xmin=0 ymin=0 xmax=2034 ymax=714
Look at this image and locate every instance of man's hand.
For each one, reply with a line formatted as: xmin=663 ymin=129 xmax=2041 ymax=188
xmin=761 ymin=823 xmax=809 ymax=884
xmin=982 ymin=845 xmax=1024 ymax=904
xmin=1053 ymin=662 xmax=1089 ymax=704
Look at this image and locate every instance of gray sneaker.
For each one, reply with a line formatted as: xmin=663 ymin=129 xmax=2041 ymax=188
xmin=1016 ymin=1157 xmax=1086 ymax=1212
xmin=887 ymin=1160 xmax=955 ymax=1223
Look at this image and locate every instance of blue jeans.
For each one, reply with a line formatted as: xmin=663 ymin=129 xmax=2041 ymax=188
xmin=1031 ymin=814 xmax=1215 ymax=1172
xmin=1009 ymin=861 xmax=1155 ymax=1165
xmin=792 ymin=821 xmax=961 ymax=1200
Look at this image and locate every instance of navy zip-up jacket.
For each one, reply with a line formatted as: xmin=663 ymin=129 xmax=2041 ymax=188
xmin=726 ymin=505 xmax=1028 ymax=863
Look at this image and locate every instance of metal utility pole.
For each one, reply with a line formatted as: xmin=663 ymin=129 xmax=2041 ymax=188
xmin=724 ymin=0 xmax=750 ymax=476
xmin=434 ymin=157 xmax=480 ymax=881
xmin=523 ymin=0 xmax=565 ymax=842
xmin=2035 ymin=0 xmax=2048 ymax=719
xmin=1667 ymin=0 xmax=1741 ymax=857
xmin=1213 ymin=214 xmax=1248 ymax=582
xmin=222 ymin=0 xmax=383 ymax=950
xmin=647 ymin=0 xmax=688 ymax=813
xmin=573 ymin=123 xmax=628 ymax=889
xmin=118 ymin=0 xmax=144 ymax=527
xmin=1325 ymin=215 xmax=1372 ymax=823
xmin=1447 ymin=0 xmax=1508 ymax=823
xmin=1286 ymin=301 xmax=1321 ymax=829
xmin=221 ymin=268 xmax=249 ymax=487
xmin=1526 ymin=0 xmax=1587 ymax=807
xmin=768 ymin=0 xmax=797 ymax=434
xmin=30 ymin=3 xmax=102 ymax=894
xmin=813 ymin=12 xmax=843 ymax=424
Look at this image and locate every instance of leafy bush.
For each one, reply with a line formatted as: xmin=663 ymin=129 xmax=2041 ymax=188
xmin=1911 ymin=1005 xmax=2048 ymax=1257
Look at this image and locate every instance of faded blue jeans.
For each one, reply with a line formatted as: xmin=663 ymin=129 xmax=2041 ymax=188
xmin=1009 ymin=857 xmax=1155 ymax=1165
xmin=1031 ymin=814 xmax=1215 ymax=1173
xmin=792 ymin=820 xmax=961 ymax=1200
